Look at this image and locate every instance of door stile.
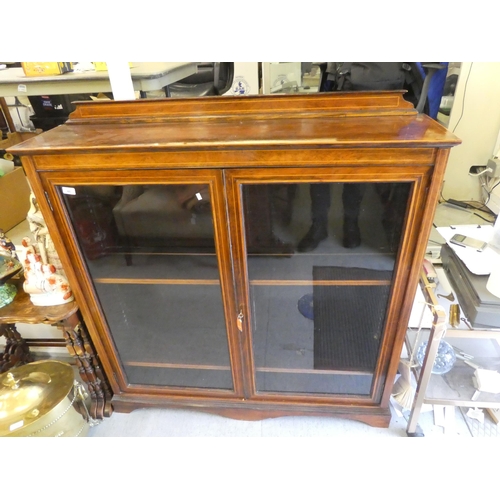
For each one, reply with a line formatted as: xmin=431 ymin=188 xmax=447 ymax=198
xmin=223 ymin=170 xmax=257 ymax=400
xmin=210 ymin=171 xmax=246 ymax=398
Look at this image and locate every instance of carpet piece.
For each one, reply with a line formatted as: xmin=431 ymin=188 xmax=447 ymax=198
xmin=313 ymin=266 xmax=392 ymax=372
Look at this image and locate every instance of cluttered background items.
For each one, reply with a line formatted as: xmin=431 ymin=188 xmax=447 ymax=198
xmin=428 ymin=217 xmax=500 ymax=329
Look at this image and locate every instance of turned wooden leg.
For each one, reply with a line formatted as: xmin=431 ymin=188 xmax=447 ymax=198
xmin=59 ymin=312 xmax=113 ymax=420
xmin=76 ymin=320 xmax=113 ymax=415
xmin=0 ymin=323 xmax=33 ymax=373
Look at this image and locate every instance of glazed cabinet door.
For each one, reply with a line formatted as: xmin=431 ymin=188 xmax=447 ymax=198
xmin=40 ymin=169 xmax=243 ymax=397
xmin=226 ymin=167 xmax=429 ymax=404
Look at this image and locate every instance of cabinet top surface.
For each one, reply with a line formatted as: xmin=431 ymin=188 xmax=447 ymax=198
xmin=9 ymin=92 xmax=461 ymax=155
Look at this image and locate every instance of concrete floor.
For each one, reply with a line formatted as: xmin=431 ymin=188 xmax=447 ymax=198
xmin=85 ymin=403 xmax=470 ymax=438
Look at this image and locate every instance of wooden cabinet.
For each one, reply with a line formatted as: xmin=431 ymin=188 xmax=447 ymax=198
xmin=10 ymin=91 xmax=460 ymax=427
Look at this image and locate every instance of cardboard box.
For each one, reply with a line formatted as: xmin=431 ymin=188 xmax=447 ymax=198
xmin=0 ymin=132 xmax=36 ymax=231
xmin=21 ymin=62 xmax=73 ymax=77
xmin=0 ymin=167 xmax=31 ymax=232
xmin=0 ymin=132 xmax=38 ymax=232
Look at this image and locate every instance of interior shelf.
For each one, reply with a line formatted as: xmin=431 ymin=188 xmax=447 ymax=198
xmin=94 ymin=278 xmax=220 ymax=285
xmin=125 ymin=361 xmax=231 ymax=370
xmin=255 ymin=366 xmax=372 ymax=376
xmin=93 ymin=278 xmax=392 ymax=286
xmin=85 ymin=251 xmax=221 ymax=281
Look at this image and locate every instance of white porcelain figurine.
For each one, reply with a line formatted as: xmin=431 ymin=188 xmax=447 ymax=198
xmin=21 ymin=236 xmax=73 ymax=306
xmin=26 ymin=194 xmax=65 ymax=277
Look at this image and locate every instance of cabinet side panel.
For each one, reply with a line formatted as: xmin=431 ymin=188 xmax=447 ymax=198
xmin=380 ymin=148 xmax=452 ymax=404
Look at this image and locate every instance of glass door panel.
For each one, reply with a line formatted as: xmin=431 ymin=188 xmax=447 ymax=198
xmin=58 ymin=182 xmax=233 ymax=390
xmin=242 ymin=181 xmax=411 ymax=396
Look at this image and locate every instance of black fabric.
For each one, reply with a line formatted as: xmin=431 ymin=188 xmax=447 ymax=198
xmin=321 ymin=62 xmax=426 ymax=113
xmin=333 ymin=62 xmax=407 ymax=91
xmin=313 ymin=266 xmax=392 ymax=372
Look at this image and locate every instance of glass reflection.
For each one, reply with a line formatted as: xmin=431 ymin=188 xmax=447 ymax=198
xmin=243 ymin=182 xmax=410 ymax=395
xmin=59 ymin=183 xmax=232 ymax=391
xmin=113 ymin=184 xmax=214 ymax=252
xmin=59 ymin=184 xmax=218 ymax=278
xmin=244 ymin=182 xmax=410 ymax=259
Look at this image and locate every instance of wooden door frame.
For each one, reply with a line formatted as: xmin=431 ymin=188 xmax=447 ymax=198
xmin=225 ymin=164 xmax=434 ymax=406
xmin=35 ymin=167 xmax=245 ymax=400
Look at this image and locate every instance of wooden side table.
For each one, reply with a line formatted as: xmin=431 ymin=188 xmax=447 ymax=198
xmin=0 ymin=279 xmax=113 ymax=420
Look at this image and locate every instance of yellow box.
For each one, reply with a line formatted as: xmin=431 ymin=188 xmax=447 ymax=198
xmin=93 ymin=62 xmax=108 ymax=71
xmin=21 ymin=62 xmax=73 ymax=77
xmin=93 ymin=62 xmax=134 ymax=71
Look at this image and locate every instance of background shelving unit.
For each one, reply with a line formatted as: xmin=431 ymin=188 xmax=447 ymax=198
xmin=406 ymin=270 xmax=500 ymax=436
